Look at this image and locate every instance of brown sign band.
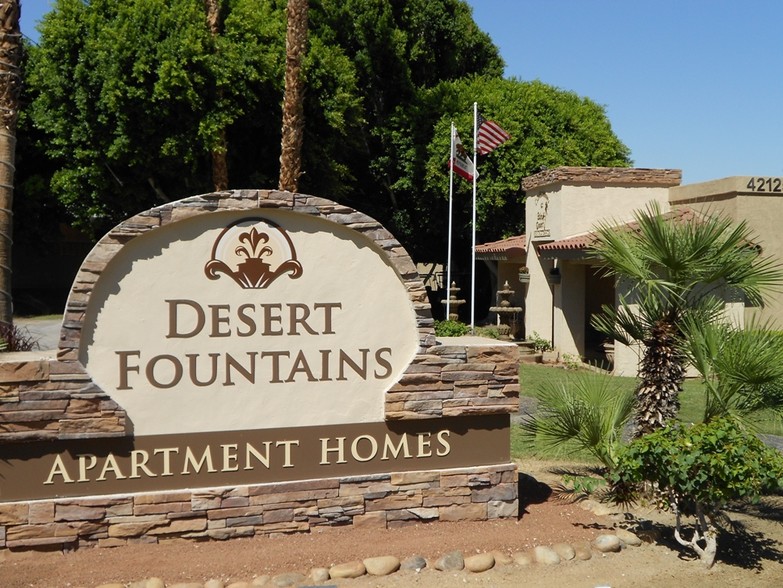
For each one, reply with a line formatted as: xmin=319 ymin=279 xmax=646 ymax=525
xmin=0 ymin=415 xmax=509 ymax=502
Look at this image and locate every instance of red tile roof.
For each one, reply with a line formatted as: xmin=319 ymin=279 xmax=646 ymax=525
xmin=475 ymin=234 xmax=526 ymax=259
xmin=539 ymin=207 xmax=698 ymax=252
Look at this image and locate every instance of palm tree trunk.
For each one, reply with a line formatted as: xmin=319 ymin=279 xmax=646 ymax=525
xmin=0 ymin=0 xmax=21 ymax=325
xmin=633 ymin=318 xmax=684 ymax=437
xmin=279 ymin=0 xmax=308 ymax=192
xmin=204 ymin=0 xmax=228 ymax=191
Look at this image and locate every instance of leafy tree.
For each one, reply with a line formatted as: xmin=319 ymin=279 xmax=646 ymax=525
xmin=590 ymin=202 xmax=783 ymax=437
xmin=612 ymin=417 xmax=783 ymax=568
xmin=22 ymin=0 xmax=631 ymax=268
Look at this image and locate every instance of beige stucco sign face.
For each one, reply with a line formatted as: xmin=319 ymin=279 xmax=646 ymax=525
xmin=80 ymin=210 xmax=419 ymax=436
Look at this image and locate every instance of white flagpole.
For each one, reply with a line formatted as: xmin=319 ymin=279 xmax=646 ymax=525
xmin=470 ymin=102 xmax=478 ymax=332
xmin=446 ymin=123 xmax=455 ymax=320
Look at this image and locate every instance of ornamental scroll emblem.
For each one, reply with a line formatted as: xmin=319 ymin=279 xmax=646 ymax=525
xmin=204 ymin=217 xmax=303 ymax=288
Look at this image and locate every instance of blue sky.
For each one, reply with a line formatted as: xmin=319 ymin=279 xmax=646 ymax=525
xmin=22 ymin=0 xmax=783 ymax=185
xmin=467 ymin=0 xmax=783 ymax=184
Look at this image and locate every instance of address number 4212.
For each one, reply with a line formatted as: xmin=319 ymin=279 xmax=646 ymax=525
xmin=747 ymin=177 xmax=782 ymax=192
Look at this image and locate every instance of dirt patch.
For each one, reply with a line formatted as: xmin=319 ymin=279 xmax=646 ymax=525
xmin=2 ymin=459 xmax=782 ymax=587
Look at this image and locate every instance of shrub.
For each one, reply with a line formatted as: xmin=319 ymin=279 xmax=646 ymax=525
xmin=474 ymin=325 xmax=500 ymax=339
xmin=434 ymin=319 xmax=469 ymax=337
xmin=0 ymin=323 xmax=39 ymax=352
xmin=611 ymin=417 xmax=783 ymax=568
xmin=529 ymin=331 xmax=553 ymax=352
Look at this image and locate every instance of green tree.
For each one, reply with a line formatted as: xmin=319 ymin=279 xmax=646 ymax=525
xmin=590 ymin=202 xmax=783 ymax=437
xmin=23 ymin=0 xmax=630 ymax=266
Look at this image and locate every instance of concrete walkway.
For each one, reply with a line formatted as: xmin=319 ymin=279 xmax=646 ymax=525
xmin=14 ymin=317 xmax=61 ymax=351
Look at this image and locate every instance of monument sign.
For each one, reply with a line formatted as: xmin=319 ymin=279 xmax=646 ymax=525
xmin=0 ymin=190 xmax=518 ymax=550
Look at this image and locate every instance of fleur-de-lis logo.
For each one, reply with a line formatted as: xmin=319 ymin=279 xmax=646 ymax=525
xmin=236 ymin=227 xmax=273 ymax=260
xmin=205 ymin=218 xmax=303 ymax=289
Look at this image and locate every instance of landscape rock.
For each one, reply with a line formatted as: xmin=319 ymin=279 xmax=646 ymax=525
xmin=533 ymin=545 xmax=561 ymax=565
xmin=271 ymin=572 xmax=305 ymax=587
xmin=573 ymin=541 xmax=593 ymax=560
xmin=307 ymin=567 xmax=330 ymax=583
xmin=464 ymin=552 xmax=495 ymax=572
xmin=205 ymin=580 xmax=226 ymax=588
xmin=512 ymin=551 xmax=533 ymax=566
xmin=363 ymin=555 xmax=400 ymax=576
xmin=593 ymin=534 xmax=623 ymax=553
xmin=491 ymin=550 xmax=514 ymax=565
xmin=552 ymin=542 xmax=576 ymax=560
xmin=169 ymin=584 xmax=204 ymax=588
xmin=400 ymin=555 xmax=427 ymax=571
xmin=616 ymin=528 xmax=643 ymax=547
xmin=250 ymin=576 xmax=270 ymax=586
xmin=226 ymin=582 xmax=252 ymax=588
xmin=434 ymin=550 xmax=465 ymax=571
xmin=329 ymin=560 xmax=366 ymax=579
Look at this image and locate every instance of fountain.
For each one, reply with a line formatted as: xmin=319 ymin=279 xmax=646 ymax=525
xmin=489 ymin=280 xmax=523 ymax=340
xmin=441 ymin=281 xmax=466 ymax=321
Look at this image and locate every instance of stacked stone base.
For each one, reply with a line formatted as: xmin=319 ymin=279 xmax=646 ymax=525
xmin=0 ymin=463 xmax=517 ymax=551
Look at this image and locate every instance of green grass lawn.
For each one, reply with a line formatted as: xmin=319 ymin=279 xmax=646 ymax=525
xmin=514 ymin=363 xmax=783 ymax=461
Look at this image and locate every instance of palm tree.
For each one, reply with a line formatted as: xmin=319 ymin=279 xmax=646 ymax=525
xmin=590 ymin=201 xmax=783 ymax=437
xmin=0 ymin=0 xmax=21 ymax=325
xmin=521 ymin=371 xmax=634 ymax=470
xmin=680 ymin=315 xmax=783 ymax=426
xmin=204 ymin=0 xmax=228 ymax=191
xmin=279 ymin=0 xmax=308 ymax=192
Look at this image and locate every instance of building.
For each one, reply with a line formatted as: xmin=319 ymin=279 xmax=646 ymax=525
xmin=477 ymin=167 xmax=783 ymax=375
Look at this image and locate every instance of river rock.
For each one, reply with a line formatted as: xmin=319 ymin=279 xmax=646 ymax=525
xmin=227 ymin=582 xmax=251 ymax=588
xmin=330 ymin=560 xmax=366 ymax=579
xmin=616 ymin=528 xmax=643 ymax=547
xmin=133 ymin=580 xmax=166 ymax=588
xmin=592 ymin=534 xmax=622 ymax=553
xmin=573 ymin=541 xmax=593 ymax=560
xmin=400 ymin=555 xmax=427 ymax=571
xmin=204 ymin=580 xmax=226 ymax=588
xmin=533 ymin=545 xmax=561 ymax=565
xmin=434 ymin=550 xmax=465 ymax=571
xmin=512 ymin=551 xmax=533 ymax=566
xmin=271 ymin=572 xmax=305 ymax=587
xmin=307 ymin=567 xmax=330 ymax=583
xmin=491 ymin=550 xmax=514 ymax=565
xmin=250 ymin=577 xmax=270 ymax=586
xmin=552 ymin=542 xmax=575 ymax=561
xmin=465 ymin=552 xmax=495 ymax=572
xmin=364 ymin=555 xmax=400 ymax=576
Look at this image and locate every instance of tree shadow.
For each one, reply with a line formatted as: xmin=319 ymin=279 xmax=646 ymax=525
xmin=618 ymin=507 xmax=783 ymax=571
xmin=714 ymin=518 xmax=783 ymax=571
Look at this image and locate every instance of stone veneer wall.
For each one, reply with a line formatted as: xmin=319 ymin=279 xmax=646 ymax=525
xmin=0 ymin=465 xmax=517 ymax=550
xmin=0 ymin=190 xmax=519 ymax=550
xmin=521 ymin=166 xmax=682 ymax=193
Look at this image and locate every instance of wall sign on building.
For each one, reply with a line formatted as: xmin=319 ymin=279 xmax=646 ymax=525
xmin=0 ymin=190 xmax=519 ymax=550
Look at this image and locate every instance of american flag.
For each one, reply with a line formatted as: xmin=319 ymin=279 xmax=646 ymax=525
xmin=477 ymin=113 xmax=510 ymax=155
